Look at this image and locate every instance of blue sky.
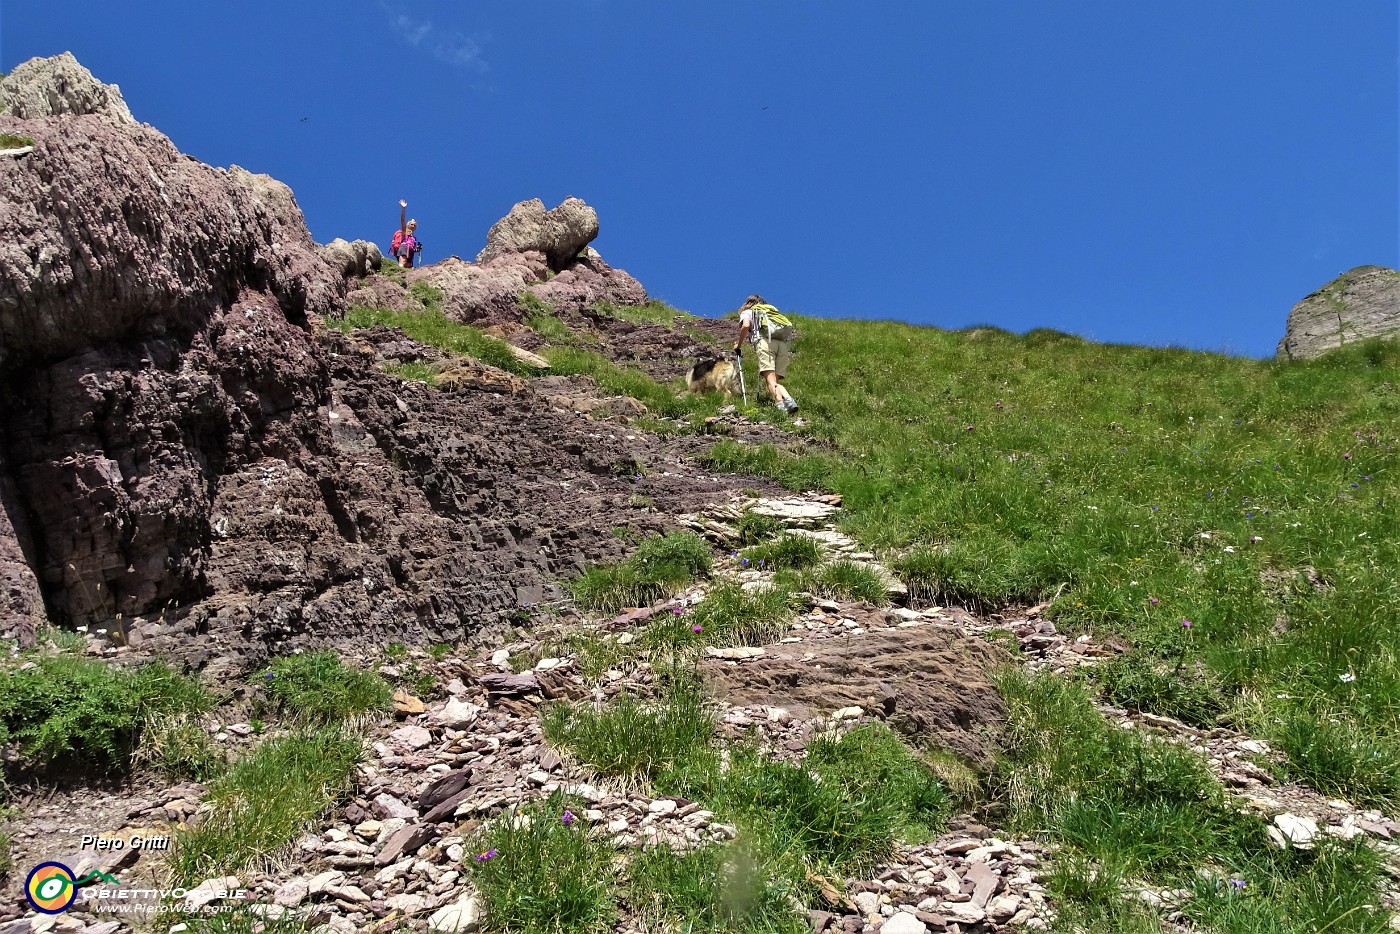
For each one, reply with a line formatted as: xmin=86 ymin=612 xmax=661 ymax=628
xmin=6 ymin=2 xmax=1397 ymax=357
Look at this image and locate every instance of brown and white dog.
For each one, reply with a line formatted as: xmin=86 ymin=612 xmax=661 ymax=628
xmin=685 ymin=357 xmax=743 ymax=400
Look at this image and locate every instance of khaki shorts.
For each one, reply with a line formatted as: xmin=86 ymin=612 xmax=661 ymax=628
xmin=755 ymin=337 xmax=792 ymax=377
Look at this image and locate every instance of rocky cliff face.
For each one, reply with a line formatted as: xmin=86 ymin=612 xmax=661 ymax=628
xmin=0 ymin=55 xmax=746 ymax=668
xmin=1276 ymin=265 xmax=1400 ymax=360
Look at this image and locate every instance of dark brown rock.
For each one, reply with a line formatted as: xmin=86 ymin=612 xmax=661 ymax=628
xmin=421 ymin=787 xmax=475 ymax=825
xmin=704 ymin=625 xmax=1009 ymax=765
xmin=418 ymin=768 xmax=473 ymax=810
xmin=478 ymin=672 xmax=540 ymax=698
xmin=374 ymin=823 xmax=435 ymax=865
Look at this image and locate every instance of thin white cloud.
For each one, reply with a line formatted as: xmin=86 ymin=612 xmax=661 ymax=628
xmin=386 ymin=9 xmax=486 ymax=70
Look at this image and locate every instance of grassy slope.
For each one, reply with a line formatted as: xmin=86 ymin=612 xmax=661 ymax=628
xmin=711 ymin=316 xmax=1400 ymax=806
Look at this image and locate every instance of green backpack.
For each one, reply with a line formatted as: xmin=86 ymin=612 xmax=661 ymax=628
xmin=752 ymin=303 xmax=797 ymax=342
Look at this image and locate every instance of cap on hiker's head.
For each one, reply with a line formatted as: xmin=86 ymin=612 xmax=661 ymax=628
xmin=408 ymin=219 xmax=418 ymax=229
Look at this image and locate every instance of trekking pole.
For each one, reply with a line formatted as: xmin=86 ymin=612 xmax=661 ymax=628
xmin=735 ymin=348 xmax=747 ymax=407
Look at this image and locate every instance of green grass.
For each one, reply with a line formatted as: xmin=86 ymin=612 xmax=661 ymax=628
xmin=625 ymin=843 xmax=807 ymax=934
xmin=256 ymin=651 xmax=392 ymax=724
xmin=739 ymin=534 xmax=822 ymax=570
xmin=466 ymin=791 xmax=617 ymax=934
xmin=543 ymin=346 xmax=714 ymax=419
xmin=648 ymin=580 xmax=794 ymax=648
xmin=134 ymin=713 xmax=227 ymax=782
xmin=0 ymin=132 xmax=33 ymax=149
xmin=381 ymin=360 xmax=438 ymax=384
xmin=734 ymin=510 xmax=787 ymax=545
xmin=589 ymin=299 xmax=693 ymax=328
xmin=1091 ymin=649 xmax=1228 ymax=727
xmin=170 ymin=728 xmax=363 ymax=882
xmin=0 ymin=655 xmax=209 ymax=773
xmin=174 ymin=908 xmax=316 ymax=934
xmin=779 ymin=559 xmax=890 ymax=606
xmin=548 ymin=663 xmax=952 ymax=914
xmin=542 ymin=668 xmax=715 ymax=781
xmin=994 ymin=670 xmax=1393 ymax=933
xmin=660 ymin=723 xmax=951 ymax=879
xmin=695 ymin=316 xmax=1400 ymax=805
xmin=569 ymin=531 xmax=712 ymax=613
xmin=326 ymin=305 xmax=543 ymax=377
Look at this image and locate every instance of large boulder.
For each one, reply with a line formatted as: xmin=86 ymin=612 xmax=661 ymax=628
xmin=321 ymin=238 xmax=385 ymax=280
xmin=0 ymin=52 xmax=136 ymax=124
xmin=475 ymin=197 xmax=598 ymax=270
xmin=1277 ymin=266 xmax=1400 ymax=360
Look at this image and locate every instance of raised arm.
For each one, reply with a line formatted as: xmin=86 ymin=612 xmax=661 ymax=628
xmin=399 ymin=199 xmax=408 ymax=236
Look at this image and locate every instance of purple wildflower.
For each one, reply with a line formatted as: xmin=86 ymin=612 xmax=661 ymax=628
xmin=1229 ymin=879 xmax=1246 ymax=889
xmin=1182 ymin=618 xmax=1193 ymax=629
xmin=692 ymin=624 xmax=703 ymax=633
xmin=1149 ymin=597 xmax=1159 ymax=606
xmin=475 ymin=848 xmax=498 ymax=862
xmin=562 ymin=811 xmax=574 ymax=827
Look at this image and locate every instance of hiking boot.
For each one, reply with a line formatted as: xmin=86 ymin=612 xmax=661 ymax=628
xmin=782 ymin=398 xmax=799 ymax=414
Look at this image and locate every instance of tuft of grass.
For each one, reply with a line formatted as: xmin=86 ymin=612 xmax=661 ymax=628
xmin=175 ymin=909 xmax=316 ymax=934
xmin=375 ymin=257 xmax=406 ymax=284
xmin=1092 ymin=650 xmax=1228 ymax=728
xmin=783 ymin=560 xmax=890 ymax=606
xmin=408 ymin=279 xmax=445 ymax=311
xmin=0 ymin=132 xmax=34 ymax=149
xmin=543 ymin=668 xmax=714 ymax=782
xmin=740 ymin=534 xmax=822 ymax=571
xmin=256 ymin=652 xmax=392 ymax=724
xmin=734 ymin=510 xmax=786 ymax=545
xmin=1270 ymin=706 xmax=1400 ymax=808
xmin=0 ymin=829 xmax=12 ymax=881
xmin=381 ymin=361 xmax=438 ymax=384
xmin=0 ymin=656 xmax=209 ymax=773
xmin=466 ymin=791 xmax=617 ymax=934
xmin=625 ymin=843 xmax=806 ymax=934
xmin=665 ymin=580 xmax=795 ymax=648
xmin=170 ymin=727 xmax=363 ymax=882
xmin=663 ymin=724 xmax=950 ymax=878
xmin=569 ymin=531 xmax=712 ymax=613
xmin=134 ymin=713 xmax=227 ymax=783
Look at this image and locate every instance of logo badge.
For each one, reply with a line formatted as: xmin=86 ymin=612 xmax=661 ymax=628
xmin=25 ymin=862 xmax=78 ymax=914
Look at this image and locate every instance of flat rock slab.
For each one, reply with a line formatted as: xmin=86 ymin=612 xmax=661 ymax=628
xmin=704 ymin=624 xmax=1008 ymax=764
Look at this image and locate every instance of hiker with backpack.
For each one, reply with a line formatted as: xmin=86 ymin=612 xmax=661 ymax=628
xmin=391 ymin=198 xmax=423 ymax=269
xmin=733 ymin=294 xmax=799 ymax=413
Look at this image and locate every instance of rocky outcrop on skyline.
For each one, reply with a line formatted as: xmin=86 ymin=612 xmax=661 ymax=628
xmin=0 ymin=51 xmax=136 ymax=124
xmin=475 ymin=196 xmax=599 ymax=270
xmin=1277 ymin=265 xmax=1400 ymax=360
